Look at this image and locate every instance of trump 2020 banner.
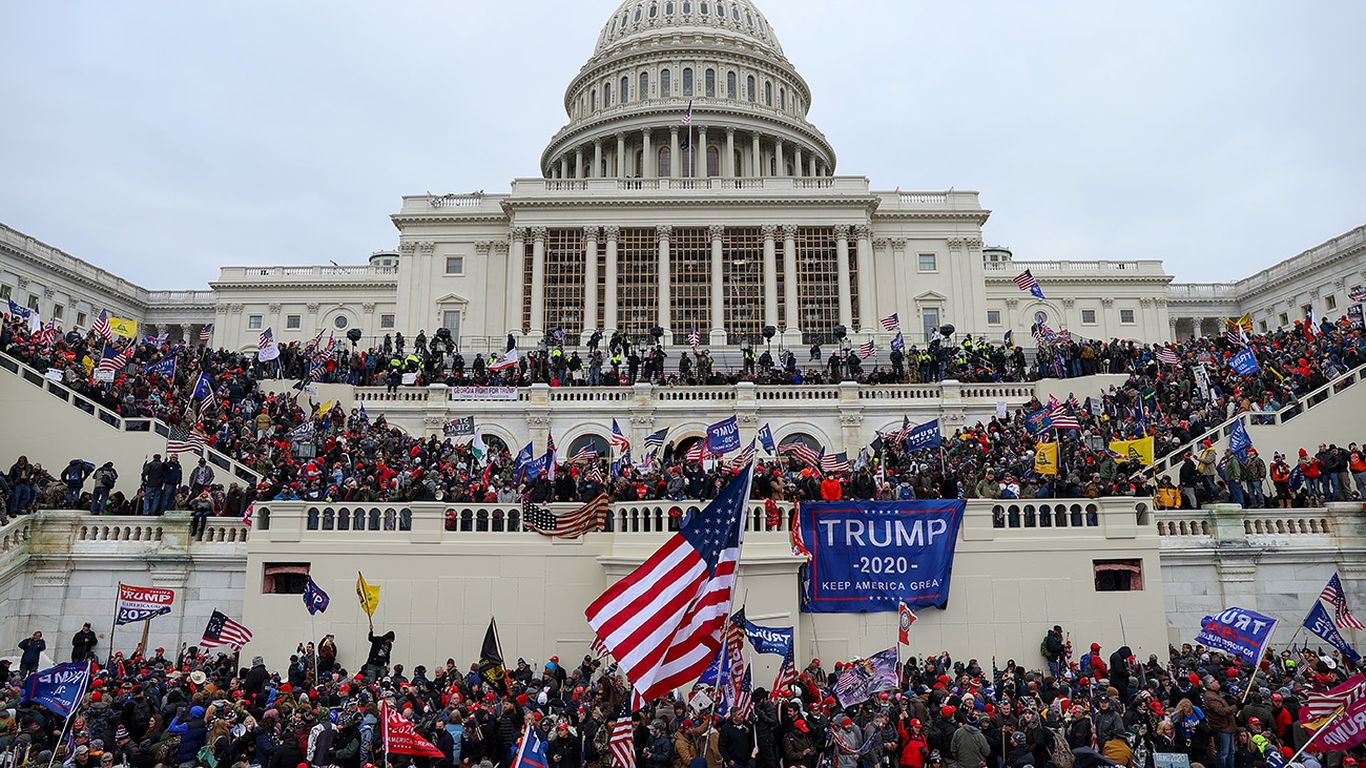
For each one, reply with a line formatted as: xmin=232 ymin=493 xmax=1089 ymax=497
xmin=799 ymin=500 xmax=965 ymax=613
xmin=114 ymin=583 xmax=175 ymax=625
xmin=1194 ymin=607 xmax=1277 ymax=665
xmin=21 ymin=662 xmax=91 ymax=717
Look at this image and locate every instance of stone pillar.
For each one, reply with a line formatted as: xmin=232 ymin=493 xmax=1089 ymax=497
xmin=762 ymin=224 xmax=779 ymax=330
xmin=657 ymin=225 xmax=673 ymax=343
xmin=559 ymin=157 xmax=568 ymax=179
xmin=809 ymin=155 xmax=818 ymax=177
xmin=751 ymin=132 xmax=761 ymax=177
xmin=835 ymin=225 xmax=853 ymax=330
xmin=670 ymin=127 xmax=680 ymax=178
xmin=642 ymin=129 xmax=653 ymax=178
xmin=781 ymin=224 xmax=799 ymax=342
xmin=582 ymin=226 xmax=600 ymax=344
xmin=508 ymin=228 xmax=527 ymax=335
xmin=604 ymin=226 xmax=620 ymax=333
xmin=855 ymin=225 xmax=874 ymax=334
xmin=529 ymin=227 xmax=547 ymax=338
xmin=1169 ymin=316 xmax=1179 ymax=342
xmin=593 ymin=139 xmax=603 ymax=179
xmin=616 ymin=132 xmax=627 ymax=178
xmin=793 ymin=146 xmax=804 ymax=178
xmin=179 ymin=324 xmax=193 ymax=343
xmin=725 ymin=128 xmax=736 ymax=177
xmin=693 ymin=126 xmax=705 ymax=178
xmin=709 ymin=224 xmax=726 ymax=345
xmin=775 ymin=139 xmax=785 ymax=176
xmin=574 ymin=149 xmax=584 ymax=179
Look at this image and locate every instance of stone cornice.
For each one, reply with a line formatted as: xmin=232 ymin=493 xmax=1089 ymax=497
xmin=390 ymin=213 xmax=511 ymax=228
xmin=0 ymin=239 xmax=153 ymax=311
xmin=872 ymin=210 xmax=991 ymax=225
xmin=207 ymin=280 xmax=397 ymax=292
xmin=500 ymin=195 xmax=881 ymax=212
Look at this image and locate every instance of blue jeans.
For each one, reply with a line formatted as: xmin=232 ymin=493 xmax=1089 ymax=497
xmin=1047 ymin=659 xmax=1060 ymax=678
xmin=66 ymin=486 xmax=82 ymax=508
xmin=1229 ymin=482 xmax=1244 ymax=507
xmin=90 ymin=486 xmax=110 ymax=514
xmin=9 ymin=483 xmax=33 ymax=513
xmin=161 ymin=485 xmax=177 ymax=511
xmin=1327 ymin=473 xmax=1342 ymax=500
xmin=1215 ymin=731 xmax=1234 ymax=768
xmin=142 ymin=487 xmax=162 ymax=515
xmin=1245 ymin=481 xmax=1264 ymax=508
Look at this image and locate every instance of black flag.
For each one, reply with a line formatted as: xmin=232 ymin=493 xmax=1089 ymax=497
xmin=478 ymin=618 xmax=506 ymax=691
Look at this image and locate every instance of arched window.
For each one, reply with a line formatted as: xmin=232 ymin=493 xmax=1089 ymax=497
xmin=649 ymin=2 xmax=657 ymax=17
xmin=746 ymin=75 xmax=755 ymax=102
xmin=682 ymin=67 xmax=693 ymax=96
xmin=634 ymin=6 xmax=642 ymax=21
xmin=621 ymin=76 xmax=630 ymax=102
xmin=764 ymin=80 xmax=772 ymax=106
xmin=682 ymin=0 xmax=691 ymax=12
xmin=635 ymin=150 xmax=644 ymax=177
xmin=591 ymin=89 xmax=597 ymax=110
xmin=769 ymin=154 xmax=777 ymax=176
xmin=726 ymin=71 xmax=736 ymax=99
xmin=604 ymin=82 xmax=612 ymax=107
xmin=732 ymin=4 xmax=740 ymax=19
xmin=746 ymin=11 xmax=753 ymax=26
xmin=779 ymin=87 xmax=786 ymax=110
xmin=700 ymin=1 xmax=709 ymax=14
xmin=661 ymin=68 xmax=671 ymax=96
xmin=705 ymin=68 xmax=715 ymax=97
xmin=733 ymin=150 xmax=744 ymax=177
xmin=717 ymin=2 xmax=725 ymax=19
xmin=666 ymin=1 xmax=674 ymax=13
xmin=639 ymin=72 xmax=649 ymax=99
xmin=706 ymin=145 xmax=719 ymax=177
xmin=657 ymin=146 xmax=671 ymax=177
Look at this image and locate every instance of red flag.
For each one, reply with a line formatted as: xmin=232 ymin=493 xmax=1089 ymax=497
xmin=383 ymin=701 xmax=444 ymax=758
xmin=898 ymin=602 xmax=917 ymax=645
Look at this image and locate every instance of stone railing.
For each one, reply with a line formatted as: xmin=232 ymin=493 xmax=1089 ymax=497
xmin=215 ymin=265 xmax=399 ymax=281
xmin=506 ymin=176 xmax=875 ymax=197
xmin=1156 ymin=504 xmax=1363 ymax=550
xmin=2 ymin=511 xmax=248 ymax=569
xmin=985 ymin=259 xmax=1168 ymax=276
xmin=0 ymin=223 xmax=151 ymax=303
xmin=0 ymin=515 xmax=33 ymax=562
xmin=1167 ymin=283 xmax=1237 ymax=301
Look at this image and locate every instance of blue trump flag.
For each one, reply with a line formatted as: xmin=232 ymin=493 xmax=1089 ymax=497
xmin=143 ymin=355 xmax=176 ymax=377
xmin=1194 ymin=607 xmax=1277 ymax=664
xmin=905 ymin=420 xmax=942 ymax=451
xmin=1303 ymin=600 xmax=1360 ymax=663
xmin=302 ymin=577 xmax=330 ymax=615
xmin=510 ymin=720 xmax=549 ymax=768
xmin=707 ymin=415 xmax=741 ymax=455
xmin=1228 ymin=419 xmax=1253 ymax=461
xmin=1230 ymin=347 xmax=1260 ymax=375
xmin=191 ymin=372 xmax=214 ymax=401
xmin=21 ymin=661 xmax=91 ymax=718
xmin=741 ymin=618 xmax=794 ymax=657
xmin=799 ymin=500 xmax=965 ymax=612
xmin=757 ymin=423 xmax=776 ymax=454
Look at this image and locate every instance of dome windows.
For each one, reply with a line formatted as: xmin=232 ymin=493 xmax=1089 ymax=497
xmin=649 ymin=2 xmax=657 ymax=18
xmin=746 ymin=74 xmax=755 ymax=102
xmin=621 ymin=76 xmax=630 ymax=102
xmin=716 ymin=3 xmax=725 ymax=19
xmin=657 ymin=146 xmax=671 ymax=177
xmin=639 ymin=71 xmax=649 ymax=99
xmin=700 ymin=2 xmax=708 ymax=15
xmin=661 ymin=68 xmax=671 ymax=95
xmin=705 ymin=68 xmax=715 ymax=97
xmin=682 ymin=1 xmax=690 ymax=13
xmin=746 ymin=11 xmax=753 ymax=26
xmin=726 ymin=71 xmax=736 ymax=99
xmin=764 ymin=80 xmax=772 ymax=106
xmin=682 ymin=67 xmax=693 ymax=96
xmin=665 ymin=1 xmax=674 ymax=13
xmin=634 ymin=6 xmax=642 ymax=21
xmin=604 ymin=82 xmax=612 ymax=107
xmin=733 ymin=4 xmax=740 ymax=20
xmin=779 ymin=87 xmax=786 ymax=110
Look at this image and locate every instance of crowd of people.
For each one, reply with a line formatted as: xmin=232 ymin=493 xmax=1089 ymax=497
xmin=1 ymin=622 xmax=1360 ymax=768
xmin=2 ymin=308 xmax=1363 ymax=522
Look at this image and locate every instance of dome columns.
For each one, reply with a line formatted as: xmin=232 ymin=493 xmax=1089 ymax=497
xmin=547 ymin=126 xmax=831 ymax=180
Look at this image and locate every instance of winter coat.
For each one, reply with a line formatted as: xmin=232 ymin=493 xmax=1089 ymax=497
xmin=949 ymin=725 xmax=990 ymax=768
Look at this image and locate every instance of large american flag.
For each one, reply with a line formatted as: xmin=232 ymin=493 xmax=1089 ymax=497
xmin=258 ymin=327 xmax=274 ymax=352
xmin=772 ymin=651 xmax=798 ymax=694
xmin=90 ymin=310 xmax=112 ymax=342
xmin=779 ymin=441 xmax=821 ymax=469
xmin=201 ymin=609 xmax=253 ymax=648
xmin=723 ymin=442 xmax=756 ymax=472
xmin=608 ymin=717 xmax=636 ymax=768
xmin=1047 ymin=396 xmax=1080 ymax=430
xmin=857 ymin=340 xmax=875 ymax=359
xmin=685 ymin=440 xmax=711 ymax=462
xmin=1154 ymin=346 xmax=1181 ymax=367
xmin=95 ymin=343 xmax=133 ymax=374
xmin=1304 ymin=674 xmax=1366 ymax=720
xmin=820 ymin=451 xmax=850 ymax=474
xmin=572 ymin=445 xmax=600 ymax=463
xmin=199 ymin=324 xmax=213 ymax=342
xmin=523 ymin=494 xmax=610 ymax=539
xmin=1320 ymin=573 xmax=1365 ymax=630
xmin=880 ymin=313 xmax=900 ymax=332
xmin=610 ymin=419 xmax=631 ymax=453
xmin=166 ymin=425 xmax=207 ymax=455
xmin=1014 ymin=269 xmax=1044 ymax=298
xmin=586 ymin=467 xmax=751 ymax=702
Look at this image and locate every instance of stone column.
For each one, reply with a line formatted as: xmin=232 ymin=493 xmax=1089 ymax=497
xmin=793 ymin=146 xmax=804 ymax=178
xmin=670 ymin=127 xmax=680 ymax=178
xmin=642 ymin=129 xmax=653 ymax=178
xmin=1169 ymin=316 xmax=1179 ymax=342
xmin=709 ymin=224 xmax=726 ymax=345
xmin=834 ymin=225 xmax=853 ymax=330
xmin=775 ymin=139 xmax=785 ymax=176
xmin=616 ymin=132 xmax=627 ymax=178
xmin=762 ymin=224 xmax=779 ymax=330
xmin=725 ymin=128 xmax=736 ymax=177
xmin=507 ymin=228 xmax=527 ymax=335
xmin=751 ymin=132 xmax=761 ymax=177
xmin=593 ymin=139 xmax=603 ymax=179
xmin=781 ymin=224 xmax=799 ymax=342
xmin=809 ymin=156 xmax=818 ymax=177
xmin=657 ymin=225 xmax=673 ymax=343
xmin=574 ymin=149 xmax=584 ymax=179
xmin=529 ymin=227 xmax=547 ymax=338
xmin=697 ymin=126 xmax=708 ymax=177
xmin=559 ymin=157 xmax=568 ymax=179
xmin=179 ymin=324 xmax=193 ymax=344
xmin=855 ymin=225 xmax=874 ymax=334
xmin=604 ymin=226 xmax=620 ymax=332
xmin=582 ymin=226 xmax=600 ymax=343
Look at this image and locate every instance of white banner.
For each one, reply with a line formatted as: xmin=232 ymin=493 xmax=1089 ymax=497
xmin=449 ymin=386 xmax=518 ymax=401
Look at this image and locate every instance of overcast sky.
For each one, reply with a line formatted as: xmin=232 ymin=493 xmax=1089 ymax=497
xmin=2 ymin=1 xmax=1363 ymax=289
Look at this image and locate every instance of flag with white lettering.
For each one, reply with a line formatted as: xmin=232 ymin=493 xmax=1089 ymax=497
xmin=1194 ymin=607 xmax=1277 ymax=665
xmin=21 ymin=662 xmax=91 ymax=717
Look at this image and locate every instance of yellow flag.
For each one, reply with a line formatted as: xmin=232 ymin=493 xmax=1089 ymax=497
xmin=1235 ymin=314 xmax=1253 ymax=333
xmin=356 ymin=571 xmax=380 ymax=618
xmin=1035 ymin=442 xmax=1058 ymax=475
xmin=318 ymin=400 xmax=335 ymax=417
xmin=1108 ymin=436 xmax=1155 ymax=466
xmin=107 ymin=317 xmax=139 ymax=339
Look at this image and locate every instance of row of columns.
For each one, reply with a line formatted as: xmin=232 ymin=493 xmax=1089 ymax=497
xmin=507 ymin=224 xmax=874 ymax=344
xmin=552 ymin=126 xmax=828 ymax=180
xmin=143 ymin=323 xmax=209 ymax=344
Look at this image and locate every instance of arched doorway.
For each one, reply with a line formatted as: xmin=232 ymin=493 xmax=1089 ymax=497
xmin=567 ymin=433 xmax=610 ymax=462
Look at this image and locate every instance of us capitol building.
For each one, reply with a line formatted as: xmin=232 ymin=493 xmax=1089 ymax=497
xmin=2 ymin=0 xmax=1364 ymax=357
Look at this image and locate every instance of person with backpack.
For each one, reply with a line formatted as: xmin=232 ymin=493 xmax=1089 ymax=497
xmin=62 ymin=458 xmax=93 ymax=509
xmin=91 ymin=462 xmax=117 ymax=514
xmin=1041 ymin=626 xmax=1065 ymax=678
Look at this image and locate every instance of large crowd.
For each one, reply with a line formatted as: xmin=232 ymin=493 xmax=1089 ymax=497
xmin=1 ymin=622 xmax=1359 ymax=768
xmin=2 ymin=310 xmax=1364 ymax=522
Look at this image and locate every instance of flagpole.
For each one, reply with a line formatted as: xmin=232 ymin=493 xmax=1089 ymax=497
xmin=46 ymin=661 xmax=92 ymax=768
xmin=1283 ymin=703 xmax=1346 ymax=767
xmin=1241 ymin=619 xmax=1275 ymax=705
xmin=108 ymin=582 xmax=121 ymax=665
xmin=310 ymin=610 xmax=319 ymax=686
xmin=703 ymin=463 xmax=758 ymax=742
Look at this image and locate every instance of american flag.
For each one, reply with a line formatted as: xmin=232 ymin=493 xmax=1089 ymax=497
xmin=258 ymin=327 xmax=274 ymax=353
xmin=242 ymin=501 xmax=254 ymax=528
xmin=880 ymin=313 xmax=900 ymax=332
xmin=590 ymin=634 xmax=610 ymax=659
xmin=38 ymin=318 xmax=60 ymax=347
xmin=91 ymin=310 xmax=113 ymax=342
xmin=722 ymin=611 xmax=748 ymax=716
xmin=608 ymin=717 xmax=636 ymax=768
xmin=779 ymin=441 xmax=821 ymax=468
xmin=1032 ymin=322 xmax=1070 ymax=345
xmin=1154 ymin=346 xmax=1181 ymax=366
xmin=729 ymin=666 xmax=753 ymax=718
xmin=688 ymin=323 xmax=700 ymax=351
xmin=96 ymin=343 xmax=134 ymax=374
xmin=724 ymin=441 xmax=756 ymax=471
xmin=772 ymin=652 xmax=798 ymax=694
xmin=1303 ymin=674 xmax=1366 ymax=720
xmin=610 ymin=419 xmax=631 ymax=453
xmin=166 ymin=425 xmax=207 ymax=455
xmin=524 ymin=494 xmax=610 ymax=539
xmin=685 ymin=440 xmax=711 ymax=462
xmin=1047 ymin=396 xmax=1080 ymax=430
xmin=643 ymin=428 xmax=668 ymax=452
xmin=147 ymin=332 xmax=169 ymax=347
xmin=1320 ymin=573 xmax=1365 ymax=630
xmin=572 ymin=445 xmax=600 ymax=463
xmin=1014 ymin=269 xmax=1045 ymax=298
xmin=887 ymin=415 xmax=914 ymax=444
xmin=820 ymin=451 xmax=850 ymax=474
xmin=200 ymin=609 xmax=253 ymax=648
xmin=1351 ymin=287 xmax=1366 ymax=303
xmin=857 ymin=340 xmax=874 ymax=359
xmin=199 ymin=324 xmax=213 ymax=342
xmin=1224 ymin=319 xmax=1248 ymax=347
xmin=586 ymin=467 xmax=751 ymax=702
xmin=681 ymin=100 xmax=693 ymax=126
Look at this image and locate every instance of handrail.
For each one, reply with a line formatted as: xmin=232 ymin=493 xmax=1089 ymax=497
xmin=0 ymin=351 xmax=260 ymax=486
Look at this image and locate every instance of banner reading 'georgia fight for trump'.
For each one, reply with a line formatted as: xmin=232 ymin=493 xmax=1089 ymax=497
xmin=799 ymin=500 xmax=965 ymax=613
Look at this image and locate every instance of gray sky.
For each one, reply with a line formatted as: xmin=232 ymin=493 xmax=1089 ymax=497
xmin=2 ymin=1 xmax=1363 ymax=289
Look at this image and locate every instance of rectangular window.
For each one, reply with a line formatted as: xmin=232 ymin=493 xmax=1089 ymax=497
xmin=442 ymin=311 xmax=462 ymax=341
xmin=380 ymin=314 xmax=395 ymax=329
xmin=986 ymin=309 xmax=1002 ymax=325
xmin=1093 ymin=559 xmax=1143 ymax=591
xmin=263 ymin=562 xmax=311 ymax=594
xmin=0 ymin=285 xmax=9 ymax=300
xmin=543 ymin=229 xmax=587 ymax=339
xmin=76 ymin=312 xmax=87 ymax=327
xmin=286 ymin=314 xmax=301 ymax=329
xmin=27 ymin=295 xmax=39 ymax=311
xmin=1258 ymin=320 xmax=1267 ymax=332
xmin=670 ymin=227 xmax=711 ymax=341
xmin=53 ymin=304 xmax=63 ymax=320
xmin=917 ymin=253 xmax=937 ymax=272
xmin=1279 ymin=312 xmax=1289 ymax=327
xmin=1120 ymin=309 xmax=1136 ymax=324
xmin=1081 ymin=309 xmax=1097 ymax=325
xmin=248 ymin=315 xmax=263 ymax=330
xmin=794 ymin=227 xmax=839 ymax=345
xmin=445 ymin=256 xmax=464 ymax=275
xmin=921 ymin=307 xmax=940 ymax=342
xmin=617 ymin=228 xmax=659 ymax=339
xmin=723 ymin=227 xmax=763 ymax=343
xmin=1326 ymin=294 xmax=1337 ymax=310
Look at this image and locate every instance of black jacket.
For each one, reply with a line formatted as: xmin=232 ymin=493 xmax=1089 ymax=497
xmin=719 ymin=720 xmax=756 ymax=768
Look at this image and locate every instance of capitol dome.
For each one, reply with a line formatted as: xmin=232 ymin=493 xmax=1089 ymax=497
xmin=540 ymin=0 xmax=835 ymax=180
